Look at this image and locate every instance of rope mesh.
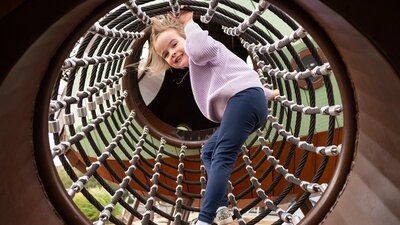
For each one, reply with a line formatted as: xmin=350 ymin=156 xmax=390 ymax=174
xmin=48 ymin=1 xmax=343 ymax=224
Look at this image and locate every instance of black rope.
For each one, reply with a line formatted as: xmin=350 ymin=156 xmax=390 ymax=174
xmin=51 ymin=1 xmax=343 ymax=224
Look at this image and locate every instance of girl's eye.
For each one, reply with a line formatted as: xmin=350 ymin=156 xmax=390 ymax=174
xmin=163 ymin=52 xmax=169 ymax=59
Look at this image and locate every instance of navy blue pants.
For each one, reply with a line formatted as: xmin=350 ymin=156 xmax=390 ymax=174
xmin=198 ymin=87 xmax=268 ymax=223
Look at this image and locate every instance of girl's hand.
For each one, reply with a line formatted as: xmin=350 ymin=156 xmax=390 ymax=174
xmin=168 ymin=6 xmax=193 ymax=27
xmin=269 ymin=89 xmax=280 ymax=101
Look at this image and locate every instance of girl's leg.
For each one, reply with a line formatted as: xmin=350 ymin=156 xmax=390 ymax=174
xmin=201 ymin=129 xmax=229 ymax=208
xmin=201 ymin=129 xmax=218 ymax=174
xmin=198 ymin=88 xmax=267 ymax=224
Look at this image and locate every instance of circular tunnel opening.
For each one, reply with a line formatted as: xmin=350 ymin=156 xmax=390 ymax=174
xmin=38 ymin=1 xmax=351 ymax=225
xmin=3 ymin=0 xmax=399 ymax=225
xmin=124 ymin=18 xmax=261 ymax=144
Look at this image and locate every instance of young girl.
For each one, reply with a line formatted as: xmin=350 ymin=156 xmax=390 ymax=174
xmin=146 ymin=11 xmax=279 ymax=225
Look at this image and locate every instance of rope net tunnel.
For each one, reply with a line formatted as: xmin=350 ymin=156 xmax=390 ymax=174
xmin=0 ymin=1 xmax=399 ymax=225
xmin=49 ymin=1 xmax=343 ymax=224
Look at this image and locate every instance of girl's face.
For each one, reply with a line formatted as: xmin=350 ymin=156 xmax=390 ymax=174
xmin=154 ymin=28 xmax=189 ymax=69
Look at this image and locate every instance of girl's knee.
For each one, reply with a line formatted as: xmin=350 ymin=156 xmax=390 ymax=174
xmin=202 ymin=150 xmax=212 ymax=162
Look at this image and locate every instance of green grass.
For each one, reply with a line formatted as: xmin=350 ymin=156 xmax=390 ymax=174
xmin=73 ymin=187 xmax=123 ymax=222
xmin=56 ymin=166 xmax=123 ymax=222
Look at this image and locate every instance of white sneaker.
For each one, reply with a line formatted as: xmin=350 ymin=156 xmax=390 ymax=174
xmin=213 ymin=207 xmax=233 ymax=225
xmin=190 ymin=218 xmax=211 ymax=225
xmin=189 ymin=218 xmax=198 ymax=225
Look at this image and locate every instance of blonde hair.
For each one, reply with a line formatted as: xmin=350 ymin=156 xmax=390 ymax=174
xmin=145 ymin=15 xmax=186 ymax=75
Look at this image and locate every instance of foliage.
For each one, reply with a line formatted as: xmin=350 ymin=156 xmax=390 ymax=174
xmin=56 ymin=165 xmax=118 ymax=189
xmin=73 ymin=187 xmax=123 ymax=221
xmin=56 ymin=166 xmax=123 ymax=221
xmin=56 ymin=166 xmax=75 ymax=188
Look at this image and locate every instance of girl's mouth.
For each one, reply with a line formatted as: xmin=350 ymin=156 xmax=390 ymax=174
xmin=175 ymin=55 xmax=182 ymax=64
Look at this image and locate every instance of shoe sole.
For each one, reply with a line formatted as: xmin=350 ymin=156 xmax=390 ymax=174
xmin=216 ymin=218 xmax=233 ymax=225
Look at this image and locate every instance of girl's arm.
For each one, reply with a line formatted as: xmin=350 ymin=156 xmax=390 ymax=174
xmin=184 ymin=21 xmax=220 ymax=65
xmin=172 ymin=10 xmax=219 ymax=65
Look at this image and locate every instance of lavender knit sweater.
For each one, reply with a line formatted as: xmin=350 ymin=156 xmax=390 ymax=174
xmin=184 ymin=21 xmax=272 ymax=123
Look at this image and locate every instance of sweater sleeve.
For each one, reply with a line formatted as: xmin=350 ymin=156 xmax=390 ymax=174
xmin=184 ymin=21 xmax=219 ymax=65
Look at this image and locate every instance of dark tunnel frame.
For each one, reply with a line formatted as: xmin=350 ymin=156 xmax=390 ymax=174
xmin=1 ymin=0 xmax=399 ymax=225
xmin=36 ymin=1 xmax=355 ymax=224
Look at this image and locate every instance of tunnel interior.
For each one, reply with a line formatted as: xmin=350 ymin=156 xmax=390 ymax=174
xmin=45 ymin=1 xmax=345 ymax=224
xmin=1 ymin=1 xmax=399 ymax=225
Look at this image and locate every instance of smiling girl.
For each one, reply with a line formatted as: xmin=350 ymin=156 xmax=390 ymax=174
xmin=145 ymin=11 xmax=279 ymax=225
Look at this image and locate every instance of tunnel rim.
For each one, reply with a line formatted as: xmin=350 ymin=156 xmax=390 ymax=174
xmin=33 ymin=1 xmax=128 ymax=225
xmin=268 ymin=0 xmax=357 ymax=224
xmin=30 ymin=0 xmax=358 ymax=224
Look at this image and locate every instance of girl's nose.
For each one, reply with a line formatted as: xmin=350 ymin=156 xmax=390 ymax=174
xmin=169 ymin=52 xmax=176 ymax=63
xmin=168 ymin=52 xmax=175 ymax=64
